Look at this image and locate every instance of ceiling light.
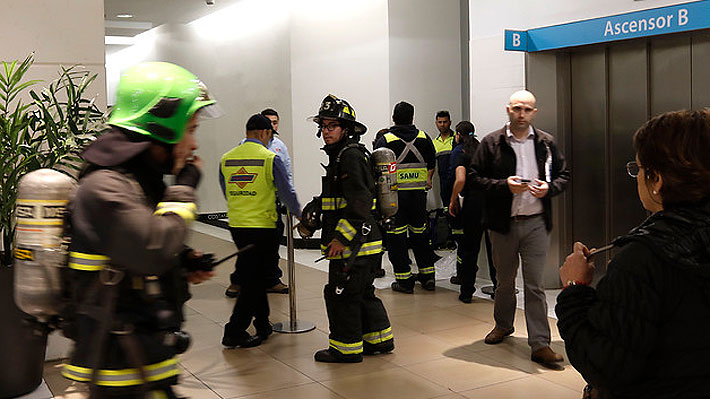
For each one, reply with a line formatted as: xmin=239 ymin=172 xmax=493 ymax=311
xmin=116 ymin=14 xmax=133 ymax=18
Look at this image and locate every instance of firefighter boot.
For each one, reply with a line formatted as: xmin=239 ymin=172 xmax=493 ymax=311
xmin=314 ymin=348 xmax=363 ymax=363
xmin=363 ymin=339 xmax=394 ymax=355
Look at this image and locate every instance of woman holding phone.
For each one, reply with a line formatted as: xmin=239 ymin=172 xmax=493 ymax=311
xmin=556 ymin=109 xmax=710 ymax=398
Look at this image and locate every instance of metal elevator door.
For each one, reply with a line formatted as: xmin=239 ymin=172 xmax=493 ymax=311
xmin=567 ymin=31 xmax=710 ymax=277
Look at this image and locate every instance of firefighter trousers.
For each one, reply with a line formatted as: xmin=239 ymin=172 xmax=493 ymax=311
xmin=324 ymin=255 xmax=392 ymax=355
xmin=387 ymin=190 xmax=435 ymax=286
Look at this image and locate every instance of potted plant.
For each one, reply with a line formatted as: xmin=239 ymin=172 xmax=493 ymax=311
xmin=0 ymin=53 xmax=105 ymax=397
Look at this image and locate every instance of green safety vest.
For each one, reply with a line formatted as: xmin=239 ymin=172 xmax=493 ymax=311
xmin=221 ymin=141 xmax=277 ymax=228
xmin=433 ymin=133 xmax=453 ymax=158
xmin=384 ymin=130 xmax=429 ymax=190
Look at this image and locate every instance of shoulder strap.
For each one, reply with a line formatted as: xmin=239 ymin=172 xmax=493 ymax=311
xmin=397 ymin=136 xmax=425 ymax=165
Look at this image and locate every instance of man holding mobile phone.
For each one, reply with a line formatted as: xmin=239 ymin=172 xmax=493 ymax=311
xmin=469 ymin=90 xmax=570 ymax=368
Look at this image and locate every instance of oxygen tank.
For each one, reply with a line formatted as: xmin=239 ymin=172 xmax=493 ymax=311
xmin=371 ymin=147 xmax=398 ymax=219
xmin=13 ymin=169 xmax=76 ymax=322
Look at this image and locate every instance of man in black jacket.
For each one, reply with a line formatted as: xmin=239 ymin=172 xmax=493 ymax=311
xmin=469 ymin=90 xmax=569 ymax=368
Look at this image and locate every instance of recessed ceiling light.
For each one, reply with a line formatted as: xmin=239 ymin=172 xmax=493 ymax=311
xmin=116 ymin=14 xmax=133 ymax=18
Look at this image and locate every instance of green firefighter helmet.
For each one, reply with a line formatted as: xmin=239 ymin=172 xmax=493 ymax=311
xmin=308 ymin=94 xmax=367 ymax=137
xmin=108 ymin=62 xmax=220 ymax=144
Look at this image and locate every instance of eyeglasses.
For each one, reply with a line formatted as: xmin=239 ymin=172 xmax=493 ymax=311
xmin=626 ymin=161 xmax=640 ymax=177
xmin=320 ymin=123 xmax=341 ymax=132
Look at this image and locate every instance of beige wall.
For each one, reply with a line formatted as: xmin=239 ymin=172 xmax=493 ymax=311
xmin=1 ymin=0 xmax=106 ymax=361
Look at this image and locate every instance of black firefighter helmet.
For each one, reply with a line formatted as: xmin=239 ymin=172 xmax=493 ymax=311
xmin=309 ymin=94 xmax=367 ymax=137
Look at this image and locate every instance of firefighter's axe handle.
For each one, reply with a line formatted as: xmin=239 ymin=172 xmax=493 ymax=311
xmin=212 ymin=244 xmax=256 ymax=267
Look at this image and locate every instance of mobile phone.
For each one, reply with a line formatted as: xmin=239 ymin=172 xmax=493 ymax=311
xmin=519 ymin=178 xmax=531 ymax=183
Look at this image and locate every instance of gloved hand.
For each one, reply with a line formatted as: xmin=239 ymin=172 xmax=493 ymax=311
xmin=175 ymin=163 xmax=202 ymax=188
xmin=295 ymin=222 xmax=314 ymax=238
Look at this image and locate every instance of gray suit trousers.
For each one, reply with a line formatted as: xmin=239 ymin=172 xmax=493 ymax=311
xmin=488 ymin=215 xmax=551 ymax=351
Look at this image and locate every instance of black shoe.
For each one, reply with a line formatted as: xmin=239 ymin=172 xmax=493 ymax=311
xmin=266 ymin=281 xmax=289 ymax=294
xmin=222 ymin=331 xmax=262 ymax=348
xmin=419 ymin=278 xmax=435 ymax=291
xmin=363 ymin=339 xmax=394 ymax=355
xmin=314 ymin=348 xmax=362 ymax=363
xmin=391 ymin=281 xmax=414 ymax=294
xmin=449 ymin=275 xmax=461 ymax=285
xmin=255 ymin=321 xmax=273 ymax=341
xmin=458 ymin=293 xmax=472 ymax=303
xmin=374 ymin=268 xmax=386 ymax=278
xmin=225 ymin=284 xmax=240 ymax=298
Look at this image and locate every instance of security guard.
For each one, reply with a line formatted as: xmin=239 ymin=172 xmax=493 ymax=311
xmin=62 ymin=62 xmax=219 ymax=398
xmin=374 ymin=101 xmax=437 ymax=293
xmin=219 ymin=114 xmax=301 ymax=348
xmin=299 ymin=94 xmax=393 ymax=363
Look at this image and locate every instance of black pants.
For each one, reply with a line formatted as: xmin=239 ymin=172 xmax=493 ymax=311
xmin=230 ymin=220 xmax=283 ymax=288
xmin=325 ymin=255 xmax=391 ymax=353
xmin=225 ymin=228 xmax=274 ymax=335
xmin=387 ymin=190 xmax=435 ymax=286
xmin=451 ymin=202 xmax=484 ymax=297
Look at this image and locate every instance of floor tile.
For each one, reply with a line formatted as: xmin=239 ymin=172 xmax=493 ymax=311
xmin=230 ymin=382 xmax=344 ymax=399
xmin=279 ymin=353 xmax=394 ymax=382
xmin=321 ymin=367 xmax=450 ymax=399
xmin=460 ymin=375 xmax=581 ymax=399
xmin=405 ymin=354 xmax=529 ymax=392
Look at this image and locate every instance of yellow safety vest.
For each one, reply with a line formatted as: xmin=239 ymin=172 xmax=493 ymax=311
xmin=433 ymin=133 xmax=453 ymax=158
xmin=221 ymin=141 xmax=277 ymax=228
xmin=384 ymin=130 xmax=428 ymax=190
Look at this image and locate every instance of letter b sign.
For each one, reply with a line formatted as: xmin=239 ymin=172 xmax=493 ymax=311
xmin=505 ymin=30 xmax=527 ymax=52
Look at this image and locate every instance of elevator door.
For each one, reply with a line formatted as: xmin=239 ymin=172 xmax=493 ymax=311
xmin=567 ymin=31 xmax=710 ymax=271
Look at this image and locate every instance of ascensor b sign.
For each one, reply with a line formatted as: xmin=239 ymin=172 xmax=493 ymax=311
xmin=505 ymin=0 xmax=710 ymax=52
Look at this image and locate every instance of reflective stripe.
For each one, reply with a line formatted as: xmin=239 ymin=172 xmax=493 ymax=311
xmin=436 ymin=150 xmax=452 ymax=157
xmin=387 ymin=225 xmax=408 ymax=235
xmin=419 ymin=266 xmax=435 ymax=275
xmin=394 ymin=271 xmax=412 ymax=280
xmin=224 ymin=159 xmax=265 ymax=167
xmin=363 ymin=327 xmax=393 ymax=344
xmin=154 ymin=202 xmax=197 ymax=223
xmin=384 ymin=132 xmax=398 ymax=143
xmin=68 ymin=252 xmax=110 ymax=271
xmin=397 ymin=163 xmax=428 ymax=190
xmin=320 ymin=240 xmax=383 ymax=259
xmin=457 ymin=256 xmax=462 ymax=264
xmin=148 ymin=391 xmax=168 ymax=399
xmin=408 ymin=224 xmax=427 ymax=234
xmin=62 ymin=357 xmax=179 ymax=387
xmin=329 ymin=339 xmax=363 ymax=354
xmin=452 ymin=228 xmax=464 ymax=235
xmin=322 ymin=197 xmax=376 ymax=211
xmin=335 ymin=219 xmax=357 ymax=241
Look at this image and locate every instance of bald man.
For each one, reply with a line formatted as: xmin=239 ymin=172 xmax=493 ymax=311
xmin=469 ymin=90 xmax=570 ymax=368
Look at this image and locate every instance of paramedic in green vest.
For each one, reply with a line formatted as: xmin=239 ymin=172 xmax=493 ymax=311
xmin=219 ymin=114 xmax=301 ymax=348
xmin=433 ymin=110 xmax=455 ymax=212
xmin=374 ymin=101 xmax=437 ymax=293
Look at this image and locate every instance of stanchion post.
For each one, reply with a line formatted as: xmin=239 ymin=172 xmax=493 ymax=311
xmin=273 ymin=211 xmax=316 ymax=334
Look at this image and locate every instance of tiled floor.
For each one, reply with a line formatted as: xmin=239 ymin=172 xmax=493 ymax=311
xmin=43 ymin=227 xmax=587 ymax=399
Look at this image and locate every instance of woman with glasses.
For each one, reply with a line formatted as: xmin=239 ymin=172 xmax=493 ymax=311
xmin=556 ymin=109 xmax=710 ymax=398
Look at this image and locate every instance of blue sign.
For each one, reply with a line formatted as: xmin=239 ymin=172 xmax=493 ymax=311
xmin=505 ymin=0 xmax=710 ymax=52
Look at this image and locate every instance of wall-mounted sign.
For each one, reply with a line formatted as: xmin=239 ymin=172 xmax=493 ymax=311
xmin=505 ymin=0 xmax=710 ymax=52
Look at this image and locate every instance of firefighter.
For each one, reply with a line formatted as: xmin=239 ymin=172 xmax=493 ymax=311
xmin=298 ymin=94 xmax=393 ymax=363
xmin=61 ymin=62 xmax=220 ymax=398
xmin=374 ymin=101 xmax=437 ymax=294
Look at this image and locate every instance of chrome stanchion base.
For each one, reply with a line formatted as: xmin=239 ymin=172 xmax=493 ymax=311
xmin=273 ymin=320 xmax=316 ymax=334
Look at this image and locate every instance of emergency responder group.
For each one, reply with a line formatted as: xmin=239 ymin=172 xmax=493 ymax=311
xmin=60 ymin=60 xmax=565 ymax=398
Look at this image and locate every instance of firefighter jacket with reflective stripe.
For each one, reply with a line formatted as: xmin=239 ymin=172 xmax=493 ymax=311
xmin=375 ymin=125 xmax=436 ymax=191
xmin=320 ymin=138 xmax=382 ymax=259
xmin=221 ymin=140 xmax=278 ymax=228
xmin=65 ymin=160 xmax=196 ymax=387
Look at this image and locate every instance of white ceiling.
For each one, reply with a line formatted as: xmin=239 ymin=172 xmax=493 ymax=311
xmin=104 ymin=0 xmax=243 ymax=37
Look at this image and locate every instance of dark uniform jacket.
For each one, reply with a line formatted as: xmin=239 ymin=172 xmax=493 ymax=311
xmin=62 ymin=131 xmax=197 ymax=389
xmin=556 ymin=200 xmax=710 ymax=399
xmin=468 ymin=125 xmax=569 ymax=233
xmin=320 ymin=138 xmax=382 ymax=259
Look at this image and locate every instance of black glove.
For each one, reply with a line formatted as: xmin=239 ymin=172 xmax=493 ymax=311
xmin=180 ymin=249 xmax=216 ymax=272
xmin=175 ymin=163 xmax=201 ymax=188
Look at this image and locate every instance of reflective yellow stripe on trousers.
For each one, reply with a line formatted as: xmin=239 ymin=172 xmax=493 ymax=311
xmin=68 ymin=252 xmax=110 ymax=271
xmin=320 ymin=240 xmax=383 ymax=259
xmin=329 ymin=339 xmax=363 ymax=354
xmin=62 ymin=357 xmax=179 ymax=387
xmin=363 ymin=326 xmax=393 ymax=344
